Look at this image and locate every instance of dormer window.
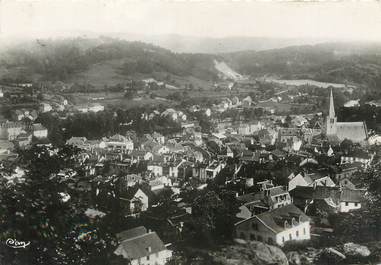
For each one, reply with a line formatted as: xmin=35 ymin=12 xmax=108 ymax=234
xmin=284 ymin=220 xmax=289 ymax=229
xmin=298 ymin=215 xmax=303 ymax=223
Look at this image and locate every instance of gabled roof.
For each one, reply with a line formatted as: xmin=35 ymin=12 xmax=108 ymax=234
xmin=117 ymin=226 xmax=147 ymax=242
xmin=290 ymin=186 xmax=340 ymax=201
xmin=237 ymin=192 xmax=263 ymax=204
xmin=121 ymin=185 xmax=155 ymax=200
xmin=299 ymin=158 xmax=318 ymax=167
xmin=108 ymin=134 xmax=129 ymax=142
xmin=32 ymin=123 xmax=47 ymax=131
xmin=335 ymin=122 xmax=367 ymax=142
xmin=242 ymin=96 xmax=252 ymax=102
xmin=237 ymin=186 xmax=289 ymax=204
xmin=0 ymin=140 xmax=14 ymax=150
xmin=130 ymin=150 xmax=150 ymax=157
xmin=303 ymin=172 xmax=329 ymax=184
xmin=339 ymin=162 xmax=363 ymax=172
xmin=271 ymin=149 xmax=286 ymax=158
xmin=340 ymin=188 xmax=364 ymax=203
xmin=266 ymin=186 xmax=289 ymax=197
xmin=278 ymin=128 xmax=301 ymax=136
xmin=115 ymin=228 xmax=167 ymax=260
xmin=236 ymin=204 xmax=310 ymax=234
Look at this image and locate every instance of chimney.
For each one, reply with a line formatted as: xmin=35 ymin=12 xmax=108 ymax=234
xmin=313 ymin=182 xmax=317 ymax=189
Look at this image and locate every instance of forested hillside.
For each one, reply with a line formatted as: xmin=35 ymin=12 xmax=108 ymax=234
xmin=225 ymin=42 xmax=381 ymax=89
xmin=0 ymin=38 xmax=219 ymax=82
xmin=2 ymin=38 xmax=381 ymax=92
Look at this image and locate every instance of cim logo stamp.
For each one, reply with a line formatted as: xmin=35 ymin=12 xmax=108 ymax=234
xmin=6 ymin=238 xmax=30 ymax=249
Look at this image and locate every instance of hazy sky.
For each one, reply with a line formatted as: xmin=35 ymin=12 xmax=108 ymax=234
xmin=1 ymin=0 xmax=381 ymax=41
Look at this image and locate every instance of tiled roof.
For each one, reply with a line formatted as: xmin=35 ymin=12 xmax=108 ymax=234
xmin=266 ymin=186 xmax=288 ymax=197
xmin=121 ymin=185 xmax=154 ymax=200
xmin=340 ymin=188 xmax=363 ymax=203
xmin=32 ymin=123 xmax=46 ymax=131
xmin=336 ymin=122 xmax=367 ymax=142
xmin=237 ymin=192 xmax=263 ymax=203
xmin=0 ymin=140 xmax=14 ymax=150
xmin=109 ymin=134 xmax=128 ymax=142
xmin=0 ymin=121 xmax=23 ymax=129
xmin=115 ymin=228 xmax=167 ymax=260
xmin=290 ymin=186 xmax=340 ymax=201
xmin=237 ymin=186 xmax=288 ymax=204
xmin=236 ymin=204 xmax=310 ymax=234
xmin=117 ymin=226 xmax=147 ymax=242
xmin=279 ymin=128 xmax=301 ymax=136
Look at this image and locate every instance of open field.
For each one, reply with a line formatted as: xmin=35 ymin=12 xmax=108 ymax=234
xmin=67 ymin=58 xmax=216 ymax=91
xmin=67 ymin=59 xmax=132 ymax=89
xmin=66 ymin=91 xmax=175 ymax=110
xmin=257 ymin=100 xmax=314 ymax=113
xmin=65 ymin=82 xmax=257 ymax=109
xmin=264 ymin=78 xmax=348 ymax=88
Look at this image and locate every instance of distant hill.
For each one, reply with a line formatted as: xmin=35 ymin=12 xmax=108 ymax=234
xmin=2 ymin=37 xmax=381 ymax=92
xmin=0 ymin=37 xmax=221 ymax=83
xmin=223 ymin=42 xmax=381 ymax=89
xmin=126 ymin=34 xmax=325 ymax=54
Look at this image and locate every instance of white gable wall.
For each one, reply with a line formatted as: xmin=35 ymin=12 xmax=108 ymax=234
xmin=275 ymin=221 xmax=310 ymax=246
xmin=339 ymin=201 xmax=361 ymax=213
xmin=288 ymin=174 xmax=308 ymax=191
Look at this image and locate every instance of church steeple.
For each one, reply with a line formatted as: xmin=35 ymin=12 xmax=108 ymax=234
xmin=329 ymin=88 xmax=335 ymax=118
xmin=326 ymin=88 xmax=337 ymax=136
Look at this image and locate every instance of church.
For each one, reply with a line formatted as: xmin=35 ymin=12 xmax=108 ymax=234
xmin=326 ymin=89 xmax=367 ymax=143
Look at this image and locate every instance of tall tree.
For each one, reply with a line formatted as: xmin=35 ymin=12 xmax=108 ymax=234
xmin=0 ymin=146 xmax=117 ymax=265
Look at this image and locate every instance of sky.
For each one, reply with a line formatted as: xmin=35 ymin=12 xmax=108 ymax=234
xmin=1 ymin=0 xmax=381 ymax=41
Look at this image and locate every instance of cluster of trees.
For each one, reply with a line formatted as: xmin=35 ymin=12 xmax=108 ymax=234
xmin=185 ymin=189 xmax=239 ymax=246
xmin=0 ymin=146 xmax=122 ymax=265
xmin=338 ymin=104 xmax=381 ymax=132
xmin=36 ymin=107 xmax=182 ymax=146
xmin=329 ymin=163 xmax=381 ymax=243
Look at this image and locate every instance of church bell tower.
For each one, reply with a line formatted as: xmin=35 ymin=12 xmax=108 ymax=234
xmin=326 ymin=88 xmax=337 ymax=136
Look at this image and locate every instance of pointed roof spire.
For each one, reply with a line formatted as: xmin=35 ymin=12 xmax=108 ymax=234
xmin=329 ymin=88 xmax=335 ymax=118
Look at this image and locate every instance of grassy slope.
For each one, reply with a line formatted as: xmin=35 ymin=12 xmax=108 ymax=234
xmin=66 ymin=57 xmax=216 ymax=90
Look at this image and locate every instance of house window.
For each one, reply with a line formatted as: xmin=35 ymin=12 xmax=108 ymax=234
xmin=252 ymin=222 xmax=258 ymax=231
xmin=345 ymin=202 xmax=349 ymax=206
xmin=250 ymin=234 xmax=256 ymax=240
xmin=355 ymin=203 xmax=358 ymax=207
xmin=289 ymin=234 xmax=292 ymax=240
xmin=257 ymin=235 xmax=263 ymax=242
xmin=282 ymin=236 xmax=285 ymax=243
xmin=303 ymin=228 xmax=306 ymax=235
xmin=147 ymin=255 xmax=150 ymax=261
xmin=268 ymin=237 xmax=274 ymax=244
xmin=296 ymin=230 xmax=299 ymax=237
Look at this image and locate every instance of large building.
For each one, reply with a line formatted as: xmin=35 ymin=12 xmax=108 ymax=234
xmin=326 ymin=89 xmax=367 ymax=143
xmin=0 ymin=122 xmax=25 ymax=140
xmin=114 ymin=226 xmax=172 ymax=265
xmin=235 ymin=204 xmax=311 ymax=246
